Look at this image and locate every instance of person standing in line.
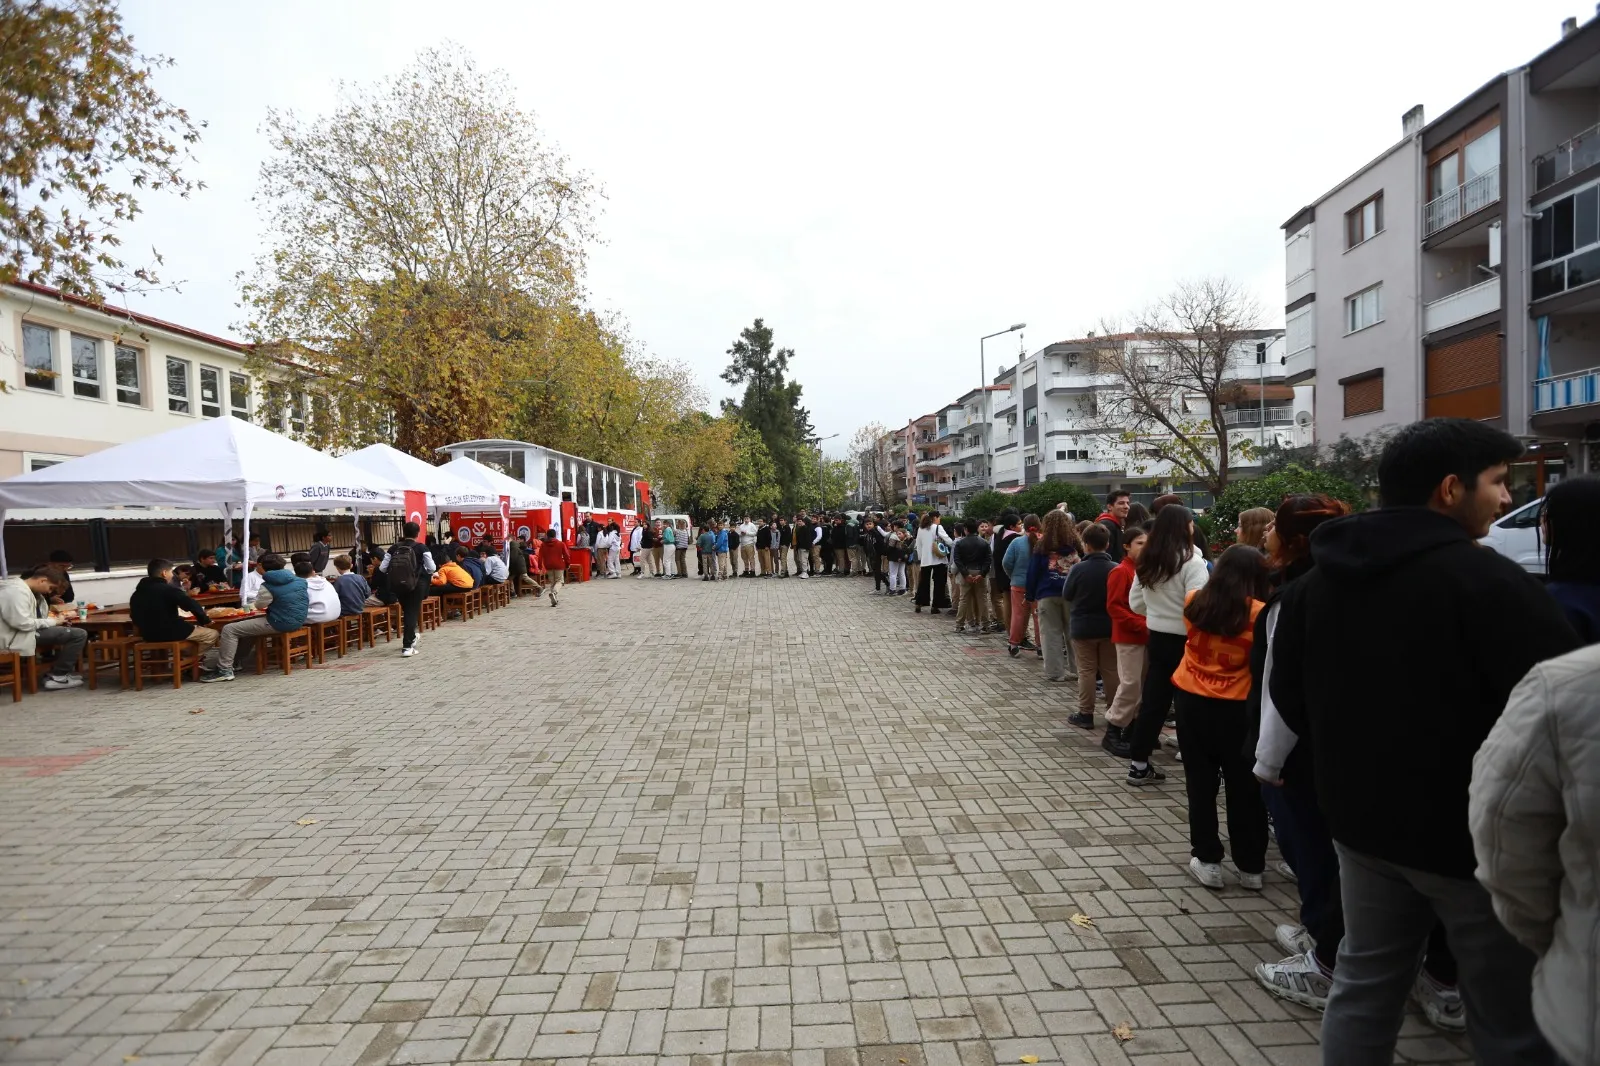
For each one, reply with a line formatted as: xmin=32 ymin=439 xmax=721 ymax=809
xmin=1005 ymin=514 xmax=1041 ymax=655
xmin=810 ymin=515 xmax=825 ymax=577
xmin=947 ymin=521 xmax=965 ymax=618
xmin=1470 ymin=643 xmax=1600 ymax=1066
xmin=1539 ymin=476 xmax=1600 ymax=642
xmin=1096 ymin=490 xmax=1131 ymax=562
xmin=726 ymin=519 xmax=742 ymax=577
xmin=377 ymin=521 xmax=435 ymax=656
xmin=1064 ymin=521 xmax=1119 ymax=729
xmin=697 ymin=524 xmax=718 ymax=582
xmin=913 ymin=511 xmax=954 ymax=614
xmin=756 ymin=519 xmax=772 ymax=577
xmin=711 ymin=521 xmax=728 ymax=580
xmin=849 ymin=515 xmax=867 ymax=576
xmin=840 ymin=516 xmax=858 ymax=576
xmin=1170 ymin=544 xmax=1272 ymax=890
xmin=818 ymin=517 xmax=834 ymax=575
xmin=951 ymin=519 xmax=991 ymax=634
xmin=1270 ymin=418 xmax=1578 ymax=1066
xmin=674 ymin=520 xmax=691 ymax=578
xmin=1025 ymin=510 xmax=1081 ymax=682
xmin=1235 ymin=507 xmax=1275 ymax=551
xmin=774 ymin=517 xmax=791 ymax=578
xmin=883 ymin=521 xmax=907 ymax=595
xmin=628 ymin=521 xmax=645 ymax=577
xmin=1125 ymin=505 xmax=1211 ymax=786
xmin=538 ymin=530 xmax=569 ymax=606
xmin=606 ymin=522 xmax=624 ymax=578
xmin=862 ymin=516 xmax=887 ymax=594
xmin=905 ymin=514 xmax=921 ymax=598
xmin=657 ymin=520 xmax=673 ymax=578
xmin=792 ymin=515 xmax=811 ymax=579
xmin=1102 ymin=522 xmax=1149 ymax=758
xmin=736 ymin=516 xmax=757 ymax=576
xmin=990 ymin=512 xmax=1021 ymax=635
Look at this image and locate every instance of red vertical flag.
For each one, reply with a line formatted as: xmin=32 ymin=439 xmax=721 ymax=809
xmin=404 ymin=491 xmax=428 ymax=534
xmin=498 ymin=496 xmax=512 ymax=544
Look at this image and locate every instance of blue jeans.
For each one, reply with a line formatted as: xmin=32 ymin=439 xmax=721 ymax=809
xmin=1262 ymin=778 xmax=1341 ymax=967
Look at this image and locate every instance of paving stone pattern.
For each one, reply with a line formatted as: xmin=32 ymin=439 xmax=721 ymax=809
xmin=0 ymin=574 xmax=1471 ymax=1065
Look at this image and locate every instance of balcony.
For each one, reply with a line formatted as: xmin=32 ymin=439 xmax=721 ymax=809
xmin=1222 ymin=405 xmax=1296 ymax=428
xmin=1534 ymin=366 xmax=1600 ymax=413
xmin=1423 ymin=278 xmax=1501 ymax=334
xmin=1285 ymin=344 xmax=1315 ymax=385
xmin=1424 ymin=165 xmax=1500 ymax=237
xmin=955 ymin=474 xmax=986 ymax=490
xmin=1533 ymin=124 xmax=1600 ymax=194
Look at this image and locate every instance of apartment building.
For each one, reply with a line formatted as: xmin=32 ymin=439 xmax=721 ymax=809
xmin=1 ymin=281 xmax=256 ymax=478
xmin=988 ymin=331 xmax=1296 ymax=506
xmin=1285 ymin=12 xmax=1600 ymax=503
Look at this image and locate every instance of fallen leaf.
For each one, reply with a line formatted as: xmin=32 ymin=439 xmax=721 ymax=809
xmin=1020 ymin=1057 xmax=1040 ymax=1064
xmin=189 ymin=708 xmax=205 ymax=715
xmin=295 ymin=818 xmax=318 ymax=826
xmin=124 ymin=1057 xmax=141 ymax=1063
xmin=1112 ymin=1023 xmax=1135 ymax=1042
xmin=1069 ymin=913 xmax=1094 ymax=928
xmin=565 ymin=1030 xmax=577 ymax=1034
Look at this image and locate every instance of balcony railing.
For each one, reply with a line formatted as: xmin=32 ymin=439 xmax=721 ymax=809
xmin=955 ymin=474 xmax=986 ymax=490
xmin=1534 ymin=366 xmax=1600 ymax=413
xmin=1222 ymin=406 xmax=1296 ymax=428
xmin=1423 ymin=278 xmax=1500 ymax=334
xmin=1533 ymin=124 xmax=1600 ymax=194
xmin=1423 ymin=165 xmax=1500 ymax=237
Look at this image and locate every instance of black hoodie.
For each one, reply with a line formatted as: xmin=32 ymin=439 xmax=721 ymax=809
xmin=1270 ymin=507 xmax=1578 ymax=878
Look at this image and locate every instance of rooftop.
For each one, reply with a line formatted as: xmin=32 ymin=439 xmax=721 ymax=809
xmin=5 ymin=280 xmax=250 ymax=354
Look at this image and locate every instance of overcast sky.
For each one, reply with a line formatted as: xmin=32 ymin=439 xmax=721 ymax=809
xmin=114 ymin=0 xmax=1584 ymax=454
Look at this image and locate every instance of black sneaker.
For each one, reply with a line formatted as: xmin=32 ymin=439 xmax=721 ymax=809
xmin=1125 ymin=764 xmax=1166 ymax=787
xmin=1067 ymin=711 xmax=1095 ymax=730
xmin=1008 ymin=644 xmax=1020 ymax=657
xmin=1020 ymin=638 xmax=1037 ymax=651
xmin=1101 ymin=728 xmax=1132 ymax=759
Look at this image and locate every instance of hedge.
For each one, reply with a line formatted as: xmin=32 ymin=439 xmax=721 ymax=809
xmin=1209 ymin=465 xmax=1365 ymax=540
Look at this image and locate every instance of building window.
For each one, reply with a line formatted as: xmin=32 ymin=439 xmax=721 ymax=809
xmin=197 ymin=365 xmax=222 ymax=417
xmin=166 ymin=357 xmax=191 ymax=413
xmin=23 ymin=452 xmax=75 ymax=472
xmin=288 ymin=391 xmax=306 ymax=435
xmin=1345 ymin=284 xmax=1382 ymax=333
xmin=576 ymin=464 xmax=590 ymax=506
xmin=1342 ymin=371 xmax=1384 ymax=417
xmin=1345 ymin=194 xmax=1383 ymax=248
xmin=115 ymin=345 xmax=142 ymax=406
xmin=1286 ymin=307 xmax=1313 ymax=355
xmin=1055 ymin=450 xmax=1067 ymax=461
xmin=1532 ymin=181 xmax=1600 ymax=299
xmin=546 ymin=458 xmax=560 ymax=497
xmin=1024 ymin=406 xmax=1038 ymax=427
xmin=229 ymin=371 xmax=250 ymax=419
xmin=22 ymin=323 xmax=57 ymax=392
xmin=69 ymin=333 xmax=102 ymax=399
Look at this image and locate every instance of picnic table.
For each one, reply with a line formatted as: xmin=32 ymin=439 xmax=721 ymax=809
xmin=67 ymin=608 xmax=265 ymax=640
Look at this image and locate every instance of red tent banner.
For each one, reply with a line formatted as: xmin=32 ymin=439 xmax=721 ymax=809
xmin=498 ymin=496 xmax=512 ymax=541
xmin=404 ymin=491 xmax=428 ymax=531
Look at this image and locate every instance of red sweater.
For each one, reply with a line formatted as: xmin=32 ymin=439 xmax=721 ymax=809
xmin=1106 ymin=557 xmax=1147 ymax=645
xmin=538 ymin=540 xmax=570 ymax=571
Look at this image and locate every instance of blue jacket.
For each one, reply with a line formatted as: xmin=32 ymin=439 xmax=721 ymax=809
xmin=1024 ymin=548 xmax=1076 ymax=601
xmin=262 ymin=568 xmax=309 ymax=632
xmin=460 ymin=557 xmax=485 ymax=588
xmin=715 ymin=530 xmax=729 ymax=553
xmin=1548 ymin=580 xmax=1600 ymax=645
xmin=334 ymin=573 xmax=371 ymax=616
xmin=1002 ymin=535 xmax=1032 ymax=589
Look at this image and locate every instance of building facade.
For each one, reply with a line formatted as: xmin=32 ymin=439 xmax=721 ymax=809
xmin=1 ymin=282 xmax=256 ymax=478
xmin=1285 ymin=13 xmax=1600 ymax=502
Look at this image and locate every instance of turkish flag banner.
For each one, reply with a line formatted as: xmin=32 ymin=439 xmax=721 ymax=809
xmin=499 ymin=495 xmax=512 ymax=542
xmin=404 ymin=491 xmax=428 ymax=534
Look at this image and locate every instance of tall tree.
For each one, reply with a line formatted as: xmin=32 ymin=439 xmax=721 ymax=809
xmin=798 ymin=445 xmax=857 ymax=512
xmin=850 ymin=421 xmax=897 ymax=509
xmin=1084 ymin=277 xmax=1270 ymax=496
xmin=720 ymin=318 xmax=812 ymax=508
xmin=239 ymin=47 xmax=607 ymax=456
xmin=1 ymin=0 xmax=204 ymax=299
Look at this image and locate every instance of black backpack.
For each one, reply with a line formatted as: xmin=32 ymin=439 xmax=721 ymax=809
xmin=388 ymin=542 xmax=420 ymax=594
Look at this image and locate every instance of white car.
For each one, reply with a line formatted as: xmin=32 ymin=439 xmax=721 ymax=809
xmin=1480 ymin=497 xmax=1545 ymax=575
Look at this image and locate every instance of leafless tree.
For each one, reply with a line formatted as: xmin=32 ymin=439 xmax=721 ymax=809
xmin=850 ymin=421 xmax=898 ymax=509
xmin=1084 ymin=277 xmax=1269 ymax=496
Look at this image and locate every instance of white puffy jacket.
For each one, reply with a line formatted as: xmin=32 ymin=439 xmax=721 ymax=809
xmin=1128 ymin=546 xmax=1210 ymax=635
xmin=1470 ymin=644 xmax=1600 ymax=1066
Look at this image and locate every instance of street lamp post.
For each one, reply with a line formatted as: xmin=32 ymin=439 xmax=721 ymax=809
xmin=980 ymin=323 xmax=1026 ymax=491
xmin=810 ymin=433 xmax=839 ymax=511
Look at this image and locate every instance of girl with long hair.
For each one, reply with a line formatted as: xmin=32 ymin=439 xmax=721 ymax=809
xmin=1026 ymin=510 xmax=1083 ymax=683
xmin=1247 ymin=492 xmax=1355 ymax=1009
xmin=1172 ymin=544 xmax=1272 ymax=889
xmin=1542 ymin=475 xmax=1600 ymax=643
xmin=1005 ymin=514 xmax=1043 ymax=655
xmin=1125 ymin=505 xmax=1211 ymax=785
xmin=913 ymin=511 xmax=954 ymax=613
xmin=1235 ymin=507 xmax=1275 ymax=551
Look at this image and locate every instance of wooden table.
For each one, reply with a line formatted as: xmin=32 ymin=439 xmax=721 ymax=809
xmin=68 ymin=609 xmax=266 ymax=640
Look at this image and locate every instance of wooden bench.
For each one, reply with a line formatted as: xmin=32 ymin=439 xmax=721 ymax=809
xmin=133 ymin=641 xmax=202 ymax=690
xmin=310 ymin=619 xmax=348 ymax=663
xmin=420 ymin=597 xmax=443 ymax=632
xmin=0 ymin=650 xmax=24 ymax=703
xmin=255 ymin=628 xmax=313 ymax=675
xmin=86 ymin=634 xmax=138 ymax=691
xmin=362 ymin=604 xmax=393 ymax=646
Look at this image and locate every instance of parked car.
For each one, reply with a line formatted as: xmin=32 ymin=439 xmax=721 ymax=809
xmin=1480 ymin=496 xmax=1545 ymax=575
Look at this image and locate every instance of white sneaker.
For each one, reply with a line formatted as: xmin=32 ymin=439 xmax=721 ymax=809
xmin=1238 ymin=870 xmax=1264 ymax=891
xmin=1255 ymin=952 xmax=1332 ymax=1011
xmin=1413 ymin=970 xmax=1466 ymax=1032
xmin=1275 ymin=860 xmax=1297 ymax=882
xmin=42 ymin=674 xmax=84 ymax=690
xmin=1188 ymin=857 xmax=1224 ymax=889
xmin=401 ymin=646 xmax=417 ymax=657
xmin=1276 ymin=923 xmax=1316 ymax=956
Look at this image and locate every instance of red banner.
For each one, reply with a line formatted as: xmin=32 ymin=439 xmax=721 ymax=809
xmin=498 ymin=496 xmax=512 ymax=542
xmin=403 ymin=491 xmax=428 ymax=534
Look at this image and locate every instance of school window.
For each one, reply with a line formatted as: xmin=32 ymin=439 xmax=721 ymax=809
xmin=23 ymin=452 xmax=75 ymax=472
xmin=23 ymin=323 xmax=58 ymax=392
xmin=166 ymin=357 xmax=191 ymax=413
xmin=1345 ymin=193 xmax=1383 ymax=248
xmin=1345 ymin=284 xmax=1382 ymax=333
xmin=288 ymin=391 xmax=306 ymax=435
xmin=115 ymin=345 xmax=143 ymax=406
xmin=228 ymin=371 xmax=250 ymax=419
xmin=198 ymin=365 xmax=223 ymax=417
xmin=70 ymin=333 xmax=102 ymax=399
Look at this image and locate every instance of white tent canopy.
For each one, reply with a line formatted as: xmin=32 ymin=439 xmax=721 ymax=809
xmin=439 ymin=456 xmax=558 ymax=511
xmin=0 ymin=417 xmax=408 ymax=580
xmin=342 ymin=444 xmax=497 ymax=510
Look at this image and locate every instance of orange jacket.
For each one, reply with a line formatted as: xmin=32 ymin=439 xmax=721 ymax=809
xmin=1172 ymin=592 xmax=1264 ymax=702
xmin=431 ymin=561 xmax=474 ymax=589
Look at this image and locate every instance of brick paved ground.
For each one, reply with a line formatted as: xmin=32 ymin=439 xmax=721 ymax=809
xmin=0 ymin=572 xmax=1470 ymax=1065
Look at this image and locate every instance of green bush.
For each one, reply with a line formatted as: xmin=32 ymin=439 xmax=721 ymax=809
xmin=1210 ymin=465 xmax=1364 ymax=540
xmin=959 ymin=490 xmax=1013 ymax=521
xmin=962 ymin=483 xmax=1103 ymax=523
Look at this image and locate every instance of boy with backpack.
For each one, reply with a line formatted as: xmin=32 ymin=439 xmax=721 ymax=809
xmin=379 ymin=521 xmax=436 ymax=656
